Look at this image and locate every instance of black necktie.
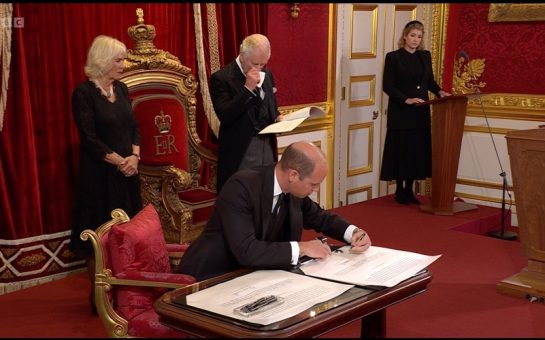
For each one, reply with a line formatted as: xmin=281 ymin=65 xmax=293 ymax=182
xmin=254 ymin=86 xmax=264 ymax=99
xmin=272 ymin=193 xmax=285 ymax=219
xmin=268 ymin=193 xmax=286 ymax=240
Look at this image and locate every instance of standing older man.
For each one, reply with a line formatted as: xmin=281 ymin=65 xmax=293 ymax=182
xmin=177 ymin=141 xmax=372 ymax=281
xmin=211 ymin=33 xmax=282 ymax=193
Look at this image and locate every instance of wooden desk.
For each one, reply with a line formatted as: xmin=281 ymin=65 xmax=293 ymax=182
xmin=154 ymin=269 xmax=432 ymax=338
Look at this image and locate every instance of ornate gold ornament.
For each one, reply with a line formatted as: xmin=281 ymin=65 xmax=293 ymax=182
xmin=289 ymin=3 xmax=300 ymax=19
xmin=452 ymin=54 xmax=486 ymax=95
xmin=125 ymin=8 xmax=191 ymax=74
xmin=488 ymin=3 xmax=545 ymax=22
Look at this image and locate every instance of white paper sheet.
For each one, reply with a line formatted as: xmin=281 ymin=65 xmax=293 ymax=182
xmin=186 ymin=270 xmax=354 ymax=325
xmin=300 ymin=245 xmax=441 ymax=287
xmin=258 ymin=106 xmax=325 ymax=134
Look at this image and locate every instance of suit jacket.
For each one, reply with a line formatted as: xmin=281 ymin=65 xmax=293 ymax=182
xmin=383 ymin=48 xmax=442 ymax=130
xmin=210 ymin=61 xmax=279 ymax=192
xmin=177 ymin=164 xmax=351 ymax=281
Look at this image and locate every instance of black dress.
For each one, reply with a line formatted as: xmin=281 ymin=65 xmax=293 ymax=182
xmin=380 ymin=48 xmax=442 ymax=181
xmin=69 ymin=80 xmax=142 ymax=258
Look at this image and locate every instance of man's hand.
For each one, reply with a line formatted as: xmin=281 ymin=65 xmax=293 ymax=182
xmin=299 ymin=239 xmax=331 ymax=260
xmin=349 ymin=228 xmax=371 ymax=254
xmin=245 ymin=67 xmax=261 ymax=90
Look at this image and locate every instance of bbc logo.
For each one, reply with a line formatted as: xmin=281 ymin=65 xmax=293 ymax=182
xmin=1 ymin=17 xmax=24 ymax=28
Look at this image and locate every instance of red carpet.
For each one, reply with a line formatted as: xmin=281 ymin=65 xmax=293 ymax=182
xmin=307 ymin=195 xmax=543 ymax=338
xmin=1 ymin=195 xmax=543 ymax=337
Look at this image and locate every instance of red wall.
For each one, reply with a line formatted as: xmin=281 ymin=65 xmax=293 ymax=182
xmin=266 ymin=3 xmax=330 ymax=106
xmin=450 ymin=4 xmax=545 ymax=95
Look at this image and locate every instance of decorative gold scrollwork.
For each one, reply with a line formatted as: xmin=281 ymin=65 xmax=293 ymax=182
xmin=452 ymin=54 xmax=486 ymax=95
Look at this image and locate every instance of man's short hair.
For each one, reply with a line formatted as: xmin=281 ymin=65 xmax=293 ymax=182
xmin=240 ymin=34 xmax=271 ymax=57
xmin=280 ymin=143 xmax=318 ymax=179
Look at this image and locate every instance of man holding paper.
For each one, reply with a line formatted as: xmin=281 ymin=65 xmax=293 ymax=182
xmin=210 ymin=33 xmax=282 ymax=192
xmin=177 ymin=141 xmax=372 ymax=281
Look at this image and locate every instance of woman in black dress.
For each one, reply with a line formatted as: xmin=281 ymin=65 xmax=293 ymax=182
xmin=70 ymin=35 xmax=142 ymax=312
xmin=380 ymin=20 xmax=450 ymax=205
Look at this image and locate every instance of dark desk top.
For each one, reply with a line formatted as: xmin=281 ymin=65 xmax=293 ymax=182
xmin=154 ymin=269 xmax=432 ymax=338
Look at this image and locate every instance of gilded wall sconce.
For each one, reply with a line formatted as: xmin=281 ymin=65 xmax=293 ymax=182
xmin=289 ymin=3 xmax=300 ymax=19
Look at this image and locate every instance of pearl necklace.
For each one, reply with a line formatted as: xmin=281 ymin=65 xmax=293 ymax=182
xmin=92 ymin=79 xmax=113 ymax=98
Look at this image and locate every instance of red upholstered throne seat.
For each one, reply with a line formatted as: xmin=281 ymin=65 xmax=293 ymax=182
xmin=121 ymin=9 xmax=217 ymax=244
xmin=80 ymin=204 xmax=196 ymax=338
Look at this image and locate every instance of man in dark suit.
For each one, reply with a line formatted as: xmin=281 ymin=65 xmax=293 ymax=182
xmin=177 ymin=141 xmax=372 ymax=281
xmin=210 ymin=33 xmax=282 ymax=193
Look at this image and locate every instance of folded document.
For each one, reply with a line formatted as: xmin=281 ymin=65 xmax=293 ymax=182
xmin=300 ymin=245 xmax=441 ymax=288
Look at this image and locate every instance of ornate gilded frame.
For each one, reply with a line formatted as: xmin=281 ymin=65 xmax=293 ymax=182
xmin=488 ymin=3 xmax=545 ymax=22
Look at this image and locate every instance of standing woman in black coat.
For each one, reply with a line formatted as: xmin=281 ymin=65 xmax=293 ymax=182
xmin=70 ymin=35 xmax=142 ymax=313
xmin=380 ymin=20 xmax=451 ymax=205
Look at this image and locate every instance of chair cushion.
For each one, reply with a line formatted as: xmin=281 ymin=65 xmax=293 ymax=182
xmin=178 ymin=188 xmax=216 ymax=224
xmin=109 ymin=204 xmax=171 ymax=320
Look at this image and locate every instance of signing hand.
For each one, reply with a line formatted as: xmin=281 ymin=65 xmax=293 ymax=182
xmin=349 ymin=228 xmax=371 ymax=254
xmin=299 ymin=239 xmax=332 ymax=260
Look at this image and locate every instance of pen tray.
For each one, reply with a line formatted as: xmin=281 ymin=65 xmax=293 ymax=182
xmin=233 ymin=296 xmax=285 ymax=317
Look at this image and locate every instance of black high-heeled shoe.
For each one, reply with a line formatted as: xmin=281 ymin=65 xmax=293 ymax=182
xmin=405 ymin=191 xmax=421 ymax=205
xmin=394 ymin=192 xmax=410 ymax=205
xmin=407 ymin=194 xmax=421 ymax=205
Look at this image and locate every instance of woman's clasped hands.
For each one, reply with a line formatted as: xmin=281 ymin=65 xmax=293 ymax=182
xmin=118 ymin=155 xmax=139 ymax=177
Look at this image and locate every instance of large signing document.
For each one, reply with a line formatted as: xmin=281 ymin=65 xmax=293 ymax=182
xmin=259 ymin=106 xmax=325 ymax=134
xmin=300 ymin=246 xmax=441 ymax=288
xmin=185 ymin=270 xmax=353 ymax=325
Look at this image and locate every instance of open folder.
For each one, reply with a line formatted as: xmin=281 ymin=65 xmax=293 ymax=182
xmin=299 ymin=245 xmax=441 ymax=288
xmin=259 ymin=106 xmax=325 ymax=134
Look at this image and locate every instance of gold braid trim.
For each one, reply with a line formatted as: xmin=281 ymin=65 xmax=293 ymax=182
xmin=193 ymin=3 xmax=220 ymax=138
xmin=206 ymin=3 xmax=221 ymax=73
xmin=0 ymin=3 xmax=13 ymax=132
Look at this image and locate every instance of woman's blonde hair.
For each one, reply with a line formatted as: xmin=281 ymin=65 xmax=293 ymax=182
xmin=397 ymin=20 xmax=425 ymax=50
xmin=84 ymin=35 xmax=127 ymax=79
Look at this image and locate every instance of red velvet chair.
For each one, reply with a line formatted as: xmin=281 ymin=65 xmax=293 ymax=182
xmin=80 ymin=204 xmax=196 ymax=338
xmin=121 ymin=8 xmax=217 ymax=244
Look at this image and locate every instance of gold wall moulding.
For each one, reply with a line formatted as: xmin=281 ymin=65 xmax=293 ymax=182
xmin=488 ymin=3 xmax=545 ymax=22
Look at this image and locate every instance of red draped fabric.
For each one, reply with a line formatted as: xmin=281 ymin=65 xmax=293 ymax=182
xmin=0 ymin=3 xmax=195 ymax=240
xmin=195 ymin=3 xmax=267 ymax=180
xmin=442 ymin=4 xmax=463 ymax=90
xmin=214 ymin=3 xmax=268 ymax=64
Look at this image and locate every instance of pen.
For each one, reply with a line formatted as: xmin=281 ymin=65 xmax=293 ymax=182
xmin=356 ymin=231 xmax=366 ymax=243
xmin=351 ymin=230 xmax=367 ymax=249
xmin=241 ymin=295 xmax=278 ymax=313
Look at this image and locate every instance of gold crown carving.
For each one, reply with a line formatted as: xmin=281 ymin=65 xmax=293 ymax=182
xmin=154 ymin=110 xmax=172 ymax=134
xmin=124 ymin=8 xmax=191 ymax=74
xmin=127 ymin=8 xmax=157 ymax=55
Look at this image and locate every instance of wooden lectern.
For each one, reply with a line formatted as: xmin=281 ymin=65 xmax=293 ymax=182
xmin=497 ymin=128 xmax=545 ymax=301
xmin=418 ymin=95 xmax=478 ymax=215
